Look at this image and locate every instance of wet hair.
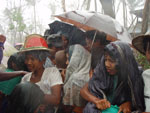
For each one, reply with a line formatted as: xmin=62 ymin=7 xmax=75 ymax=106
xmin=46 ymin=34 xmax=63 ymax=48
xmin=61 ymin=33 xmax=69 ymax=40
xmin=7 ymin=53 xmax=18 ymax=69
xmin=7 ymin=53 xmax=27 ymax=71
xmin=104 ymin=42 xmax=133 ymax=90
xmin=104 ymin=41 xmax=140 ymax=83
xmin=85 ymin=30 xmax=108 ymax=45
xmin=143 ymin=36 xmax=150 ymax=52
xmin=104 ymin=41 xmax=145 ymax=110
xmin=6 ymin=82 xmax=44 ymax=113
xmin=24 ymin=50 xmax=50 ymax=62
xmin=43 ymin=29 xmax=52 ymax=40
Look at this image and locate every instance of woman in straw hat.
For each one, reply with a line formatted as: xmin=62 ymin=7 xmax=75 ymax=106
xmin=9 ymin=34 xmax=63 ymax=113
xmin=132 ymin=34 xmax=150 ymax=112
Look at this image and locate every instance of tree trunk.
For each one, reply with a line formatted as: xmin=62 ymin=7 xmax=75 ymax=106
xmin=33 ymin=3 xmax=37 ymax=33
xmin=62 ymin=0 xmax=66 ymax=12
xmin=142 ymin=0 xmax=150 ymax=34
xmin=99 ymin=0 xmax=115 ymax=18
xmin=81 ymin=0 xmax=87 ymax=10
xmin=86 ymin=0 xmax=91 ymax=10
xmin=95 ymin=0 xmax=97 ymax=11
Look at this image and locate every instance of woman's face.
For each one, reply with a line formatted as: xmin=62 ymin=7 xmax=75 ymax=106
xmin=25 ymin=54 xmax=44 ymax=72
xmin=104 ymin=53 xmax=117 ymax=75
xmin=62 ymin=36 xmax=68 ymax=48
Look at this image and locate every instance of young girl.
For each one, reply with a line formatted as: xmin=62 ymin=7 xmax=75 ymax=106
xmin=81 ymin=41 xmax=145 ymax=113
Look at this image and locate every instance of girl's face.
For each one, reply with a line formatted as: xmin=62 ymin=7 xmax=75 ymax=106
xmin=62 ymin=36 xmax=68 ymax=48
xmin=25 ymin=54 xmax=44 ymax=72
xmin=104 ymin=53 xmax=117 ymax=75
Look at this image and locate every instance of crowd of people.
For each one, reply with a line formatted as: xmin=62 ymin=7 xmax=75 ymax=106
xmin=0 ymin=26 xmax=150 ymax=113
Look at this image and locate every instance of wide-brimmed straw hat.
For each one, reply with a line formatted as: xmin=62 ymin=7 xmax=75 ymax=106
xmin=21 ymin=34 xmax=50 ymax=52
xmin=132 ymin=34 xmax=150 ymax=55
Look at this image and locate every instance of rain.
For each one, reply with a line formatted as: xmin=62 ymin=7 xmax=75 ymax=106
xmin=0 ymin=0 xmax=150 ymax=113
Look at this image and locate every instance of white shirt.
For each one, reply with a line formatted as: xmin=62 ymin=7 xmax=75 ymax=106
xmin=21 ymin=67 xmax=63 ymax=94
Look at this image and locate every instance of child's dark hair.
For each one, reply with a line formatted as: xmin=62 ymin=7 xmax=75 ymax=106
xmin=7 ymin=53 xmax=18 ymax=70
xmin=7 ymin=53 xmax=27 ymax=71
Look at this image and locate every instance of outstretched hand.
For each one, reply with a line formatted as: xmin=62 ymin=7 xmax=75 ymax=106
xmin=118 ymin=101 xmax=131 ymax=113
xmin=95 ymin=99 xmax=111 ymax=110
xmin=20 ymin=71 xmax=29 ymax=76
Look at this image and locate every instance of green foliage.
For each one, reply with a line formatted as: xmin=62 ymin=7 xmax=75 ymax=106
xmin=135 ymin=51 xmax=150 ymax=70
xmin=4 ymin=7 xmax=26 ymax=32
xmin=9 ymin=23 xmax=15 ymax=30
xmin=18 ymin=24 xmax=26 ymax=32
xmin=12 ymin=10 xmax=23 ymax=22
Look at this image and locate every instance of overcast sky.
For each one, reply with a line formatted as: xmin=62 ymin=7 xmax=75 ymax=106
xmin=0 ymin=0 xmax=126 ymax=28
xmin=0 ymin=0 xmax=140 ymax=37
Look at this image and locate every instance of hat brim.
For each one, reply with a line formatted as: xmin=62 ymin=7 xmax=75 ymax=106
xmin=20 ymin=47 xmax=51 ymax=52
xmin=132 ymin=34 xmax=150 ymax=55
